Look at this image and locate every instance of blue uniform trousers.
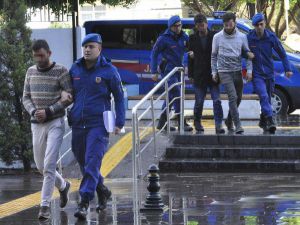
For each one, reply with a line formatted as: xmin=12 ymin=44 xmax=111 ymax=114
xmin=161 ymin=73 xmax=181 ymax=114
xmin=72 ymin=127 xmax=109 ymax=201
xmin=253 ymin=76 xmax=274 ymax=117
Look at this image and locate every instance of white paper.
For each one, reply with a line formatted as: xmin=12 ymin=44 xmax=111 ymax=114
xmin=103 ymin=111 xmax=115 ymax=133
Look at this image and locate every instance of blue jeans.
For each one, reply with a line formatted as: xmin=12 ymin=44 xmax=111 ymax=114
xmin=253 ymin=76 xmax=274 ymax=117
xmin=72 ymin=127 xmax=109 ymax=201
xmin=194 ymin=84 xmax=223 ymax=125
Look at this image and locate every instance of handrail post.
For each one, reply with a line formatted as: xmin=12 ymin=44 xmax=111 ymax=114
xmin=180 ymin=69 xmax=185 ymax=134
xmin=150 ymin=96 xmax=157 ymax=158
xmin=132 ymin=112 xmax=138 ymax=216
xmin=165 ymin=81 xmax=170 ymax=134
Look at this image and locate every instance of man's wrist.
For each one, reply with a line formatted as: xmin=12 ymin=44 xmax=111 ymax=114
xmin=31 ymin=109 xmax=36 ymax=117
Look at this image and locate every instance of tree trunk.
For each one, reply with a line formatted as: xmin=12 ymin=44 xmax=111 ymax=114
xmin=266 ymin=0 xmax=276 ymax=31
xmin=278 ymin=2 xmax=300 ymax=37
xmin=275 ymin=0 xmax=284 ymax=36
xmin=247 ymin=2 xmax=256 ymax=18
xmin=256 ymin=0 xmax=268 ymax=12
xmin=22 ymin=148 xmax=31 ymax=172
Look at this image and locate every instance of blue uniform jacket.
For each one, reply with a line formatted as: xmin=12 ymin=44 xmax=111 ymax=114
xmin=69 ymin=55 xmax=125 ymax=129
xmin=247 ymin=29 xmax=291 ymax=79
xmin=150 ymin=29 xmax=189 ymax=76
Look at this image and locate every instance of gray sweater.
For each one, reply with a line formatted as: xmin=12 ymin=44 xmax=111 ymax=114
xmin=211 ymin=28 xmax=252 ymax=75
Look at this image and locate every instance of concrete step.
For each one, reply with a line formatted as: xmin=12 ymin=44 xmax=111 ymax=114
xmin=159 ymin=158 xmax=300 ymax=173
xmin=173 ymin=134 xmax=300 ymax=146
xmin=165 ymin=145 xmax=300 ymax=160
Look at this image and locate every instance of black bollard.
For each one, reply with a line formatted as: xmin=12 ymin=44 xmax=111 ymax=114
xmin=140 ymin=164 xmax=165 ymax=212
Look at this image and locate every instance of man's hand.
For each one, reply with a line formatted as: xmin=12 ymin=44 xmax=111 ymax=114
xmin=212 ymin=74 xmax=219 ymax=83
xmin=115 ymin=127 xmax=122 ymax=135
xmin=34 ymin=109 xmax=47 ymax=123
xmin=285 ymin=71 xmax=293 ymax=78
xmin=189 ymin=77 xmax=194 ymax=83
xmin=60 ymin=91 xmax=73 ymax=105
xmin=246 ymin=73 xmax=253 ymax=82
xmin=247 ymin=51 xmax=255 ymax=60
xmin=152 ymin=74 xmax=159 ymax=82
xmin=188 ymin=51 xmax=194 ymax=59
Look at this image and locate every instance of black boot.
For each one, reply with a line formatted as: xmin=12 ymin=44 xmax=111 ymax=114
xmin=258 ymin=113 xmax=267 ymax=130
xmin=74 ymin=200 xmax=89 ymax=220
xmin=215 ymin=124 xmax=225 ymax=134
xmin=157 ymin=111 xmax=176 ymax=131
xmin=194 ymin=120 xmax=204 ymax=132
xmin=266 ymin=116 xmax=276 ymax=134
xmin=96 ymin=184 xmax=112 ymax=212
xmin=177 ymin=115 xmax=193 ymax=132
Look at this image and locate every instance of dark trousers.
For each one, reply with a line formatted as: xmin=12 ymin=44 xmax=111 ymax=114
xmin=253 ymin=76 xmax=274 ymax=117
xmin=194 ymin=84 xmax=223 ymax=125
xmin=161 ymin=75 xmax=181 ymax=114
xmin=72 ymin=127 xmax=109 ymax=201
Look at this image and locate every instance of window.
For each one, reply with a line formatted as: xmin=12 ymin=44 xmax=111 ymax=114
xmin=210 ymin=24 xmax=223 ymax=32
xmin=140 ymin=24 xmax=166 ymax=50
xmin=92 ymin=24 xmax=140 ymax=49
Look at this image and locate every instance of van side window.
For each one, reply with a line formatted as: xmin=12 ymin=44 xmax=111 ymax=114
xmin=123 ymin=28 xmax=137 ymax=46
xmin=210 ymin=24 xmax=223 ymax=32
xmin=92 ymin=24 xmax=140 ymax=49
xmin=140 ymin=24 xmax=166 ymax=50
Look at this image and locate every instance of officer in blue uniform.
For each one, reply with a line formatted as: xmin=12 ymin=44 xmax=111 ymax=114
xmin=151 ymin=15 xmax=193 ymax=132
xmin=247 ymin=13 xmax=293 ymax=133
xmin=69 ymin=33 xmax=125 ymax=220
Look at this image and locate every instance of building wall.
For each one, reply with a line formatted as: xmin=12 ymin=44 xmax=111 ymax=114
xmin=31 ymin=28 xmax=84 ymax=69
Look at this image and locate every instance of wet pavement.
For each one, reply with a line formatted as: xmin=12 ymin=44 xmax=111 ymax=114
xmin=2 ymin=173 xmax=300 ymax=224
xmin=2 ymin=115 xmax=300 ymax=224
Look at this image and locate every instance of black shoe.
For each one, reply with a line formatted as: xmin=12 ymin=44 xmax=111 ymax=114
xmin=215 ymin=124 xmax=225 ymax=134
xmin=258 ymin=113 xmax=266 ymax=129
xmin=96 ymin=184 xmax=112 ymax=212
xmin=74 ymin=201 xmax=89 ymax=220
xmin=194 ymin=120 xmax=204 ymax=132
xmin=266 ymin=116 xmax=276 ymax=134
xmin=59 ymin=181 xmax=70 ymax=208
xmin=38 ymin=206 xmax=50 ymax=220
xmin=157 ymin=112 xmax=176 ymax=131
xmin=225 ymin=119 xmax=234 ymax=132
xmin=177 ymin=116 xmax=193 ymax=132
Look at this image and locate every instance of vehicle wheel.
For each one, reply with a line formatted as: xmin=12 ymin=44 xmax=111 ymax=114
xmin=272 ymin=88 xmax=288 ymax=115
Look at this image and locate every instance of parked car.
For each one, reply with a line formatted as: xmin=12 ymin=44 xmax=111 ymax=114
xmin=84 ymin=14 xmax=300 ymax=115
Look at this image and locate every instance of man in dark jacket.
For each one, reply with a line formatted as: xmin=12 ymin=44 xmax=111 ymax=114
xmin=248 ymin=13 xmax=293 ymax=133
xmin=151 ymin=15 xmax=193 ymax=132
xmin=69 ymin=33 xmax=125 ymax=220
xmin=188 ymin=14 xmax=224 ymax=133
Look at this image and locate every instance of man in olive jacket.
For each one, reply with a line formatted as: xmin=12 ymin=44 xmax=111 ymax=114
xmin=188 ymin=14 xmax=224 ymax=133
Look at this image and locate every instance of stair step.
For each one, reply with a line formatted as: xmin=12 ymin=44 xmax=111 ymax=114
xmin=165 ymin=146 xmax=300 ymax=160
xmin=159 ymin=158 xmax=300 ymax=173
xmin=173 ymin=134 xmax=300 ymax=146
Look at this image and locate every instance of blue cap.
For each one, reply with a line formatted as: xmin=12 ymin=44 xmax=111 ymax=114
xmin=252 ymin=13 xmax=265 ymax=26
xmin=82 ymin=33 xmax=102 ymax=46
xmin=168 ymin=15 xmax=181 ymax=28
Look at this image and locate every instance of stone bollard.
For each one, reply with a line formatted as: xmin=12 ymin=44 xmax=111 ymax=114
xmin=140 ymin=164 xmax=165 ymax=212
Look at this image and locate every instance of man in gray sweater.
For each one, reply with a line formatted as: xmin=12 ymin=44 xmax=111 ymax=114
xmin=23 ymin=40 xmax=73 ymax=220
xmin=211 ymin=12 xmax=253 ymax=134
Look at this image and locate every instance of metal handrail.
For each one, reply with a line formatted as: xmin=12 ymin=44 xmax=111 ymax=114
xmin=131 ymin=67 xmax=185 ymax=218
